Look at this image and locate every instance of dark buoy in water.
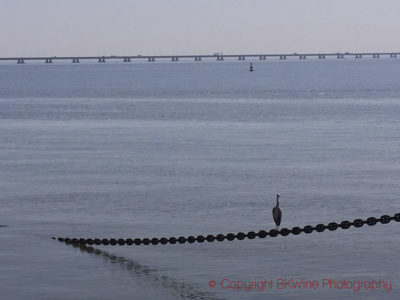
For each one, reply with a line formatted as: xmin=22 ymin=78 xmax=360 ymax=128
xmin=249 ymin=63 xmax=254 ymax=72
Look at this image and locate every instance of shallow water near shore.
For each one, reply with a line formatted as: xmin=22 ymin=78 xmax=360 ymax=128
xmin=1 ymin=59 xmax=400 ymax=299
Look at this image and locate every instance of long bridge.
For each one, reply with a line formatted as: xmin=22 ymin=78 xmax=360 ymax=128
xmin=1 ymin=51 xmax=399 ymax=64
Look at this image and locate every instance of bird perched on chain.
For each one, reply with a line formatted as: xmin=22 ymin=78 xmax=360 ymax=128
xmin=272 ymin=194 xmax=282 ymax=230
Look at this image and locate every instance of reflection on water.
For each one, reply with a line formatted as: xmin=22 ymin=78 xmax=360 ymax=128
xmin=72 ymin=243 xmax=224 ymax=300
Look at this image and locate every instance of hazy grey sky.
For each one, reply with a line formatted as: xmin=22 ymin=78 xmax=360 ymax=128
xmin=1 ymin=0 xmax=400 ymax=56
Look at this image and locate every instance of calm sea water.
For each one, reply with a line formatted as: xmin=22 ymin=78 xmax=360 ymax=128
xmin=0 ymin=59 xmax=400 ymax=300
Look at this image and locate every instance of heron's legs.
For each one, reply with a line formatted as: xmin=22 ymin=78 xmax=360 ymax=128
xmin=275 ymin=226 xmax=287 ymax=249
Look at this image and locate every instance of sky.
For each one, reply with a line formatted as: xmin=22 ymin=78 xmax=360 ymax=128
xmin=1 ymin=0 xmax=400 ymax=56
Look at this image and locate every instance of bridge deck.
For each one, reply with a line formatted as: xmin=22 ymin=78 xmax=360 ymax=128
xmin=1 ymin=51 xmax=399 ymax=63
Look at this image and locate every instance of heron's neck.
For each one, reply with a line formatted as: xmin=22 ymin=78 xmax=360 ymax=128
xmin=276 ymin=199 xmax=279 ymax=207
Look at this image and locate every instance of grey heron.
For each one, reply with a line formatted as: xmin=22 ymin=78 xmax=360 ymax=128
xmin=272 ymin=194 xmax=282 ymax=230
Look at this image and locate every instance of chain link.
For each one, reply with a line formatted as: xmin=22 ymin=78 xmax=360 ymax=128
xmin=53 ymin=213 xmax=400 ymax=246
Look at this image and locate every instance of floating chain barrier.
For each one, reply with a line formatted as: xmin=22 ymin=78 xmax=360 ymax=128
xmin=53 ymin=213 xmax=400 ymax=246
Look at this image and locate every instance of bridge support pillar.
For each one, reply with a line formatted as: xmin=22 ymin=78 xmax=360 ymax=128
xmin=194 ymin=56 xmax=202 ymax=61
xmin=148 ymin=57 xmax=155 ymax=62
xmin=45 ymin=58 xmax=53 ymax=63
xmin=318 ymin=55 xmax=325 ymax=59
xmin=17 ymin=58 xmax=25 ymax=64
xmin=390 ymin=54 xmax=397 ymax=58
xmin=123 ymin=57 xmax=131 ymax=62
xmin=337 ymin=54 xmax=344 ymax=59
xmin=279 ymin=55 xmax=286 ymax=60
xmin=72 ymin=58 xmax=80 ymax=63
xmin=299 ymin=55 xmax=306 ymax=59
xmin=355 ymin=54 xmax=362 ymax=59
xmin=238 ymin=56 xmax=245 ymax=60
xmin=373 ymin=54 xmax=380 ymax=58
xmin=259 ymin=56 xmax=266 ymax=60
xmin=216 ymin=56 xmax=224 ymax=61
xmin=98 ymin=57 xmax=106 ymax=63
xmin=171 ymin=57 xmax=179 ymax=61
